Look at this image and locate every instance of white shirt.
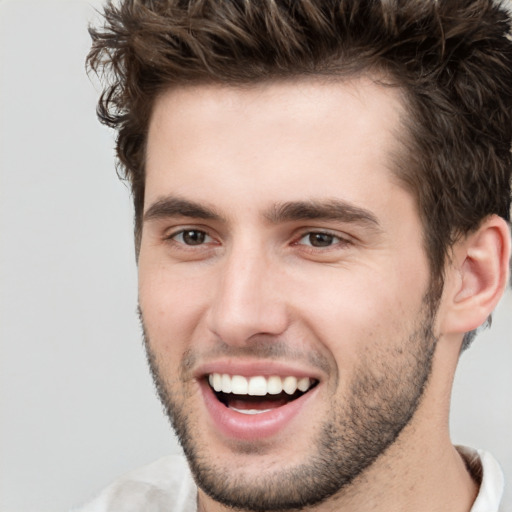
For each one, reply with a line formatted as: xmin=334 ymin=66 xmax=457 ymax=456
xmin=73 ymin=446 xmax=506 ymax=512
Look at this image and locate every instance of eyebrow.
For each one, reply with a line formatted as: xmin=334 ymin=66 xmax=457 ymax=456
xmin=265 ymin=199 xmax=381 ymax=229
xmin=143 ymin=197 xmax=223 ymax=223
xmin=143 ymin=195 xmax=381 ymax=231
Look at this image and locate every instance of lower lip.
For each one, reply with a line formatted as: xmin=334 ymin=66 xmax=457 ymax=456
xmin=200 ymin=381 xmax=318 ymax=441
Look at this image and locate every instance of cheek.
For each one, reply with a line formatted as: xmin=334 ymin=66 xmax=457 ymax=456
xmin=138 ymin=260 xmax=213 ymax=358
xmin=290 ymin=263 xmax=429 ymax=363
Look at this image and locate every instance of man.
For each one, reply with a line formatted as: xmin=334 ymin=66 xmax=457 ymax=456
xmin=81 ymin=0 xmax=511 ymax=511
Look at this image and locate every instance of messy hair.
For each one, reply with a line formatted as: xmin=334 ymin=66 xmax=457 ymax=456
xmin=87 ymin=0 xmax=512 ymax=347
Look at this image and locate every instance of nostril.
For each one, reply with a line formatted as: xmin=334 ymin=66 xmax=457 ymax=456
xmin=205 ymin=273 xmax=289 ymax=346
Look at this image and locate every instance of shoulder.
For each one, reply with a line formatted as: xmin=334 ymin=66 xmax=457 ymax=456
xmin=72 ymin=455 xmax=197 ymax=512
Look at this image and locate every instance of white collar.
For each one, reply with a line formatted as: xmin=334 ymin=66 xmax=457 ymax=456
xmin=457 ymin=446 xmax=504 ymax=512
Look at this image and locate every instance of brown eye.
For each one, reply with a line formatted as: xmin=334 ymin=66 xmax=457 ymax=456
xmin=297 ymin=232 xmax=340 ymax=248
xmin=295 ymin=231 xmax=352 ymax=250
xmin=173 ymin=230 xmax=211 ymax=245
xmin=307 ymin=233 xmax=334 ymax=247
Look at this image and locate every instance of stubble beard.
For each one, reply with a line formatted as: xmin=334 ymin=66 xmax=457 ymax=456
xmin=141 ymin=296 xmax=439 ymax=512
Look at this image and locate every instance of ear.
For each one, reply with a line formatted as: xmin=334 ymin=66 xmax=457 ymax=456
xmin=441 ymin=215 xmax=511 ymax=335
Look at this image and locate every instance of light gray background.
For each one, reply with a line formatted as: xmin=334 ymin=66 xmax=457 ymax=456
xmin=0 ymin=1 xmax=510 ymax=511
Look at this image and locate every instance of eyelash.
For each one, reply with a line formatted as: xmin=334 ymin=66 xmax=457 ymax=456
xmin=165 ymin=228 xmax=216 ymax=248
xmin=165 ymin=228 xmax=351 ymax=253
xmin=293 ymin=230 xmax=351 ymax=251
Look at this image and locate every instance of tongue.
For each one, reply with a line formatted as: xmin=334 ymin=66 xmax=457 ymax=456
xmin=227 ymin=394 xmax=290 ymax=411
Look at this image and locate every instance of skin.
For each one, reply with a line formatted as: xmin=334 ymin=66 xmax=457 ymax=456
xmin=137 ymin=78 xmax=491 ymax=512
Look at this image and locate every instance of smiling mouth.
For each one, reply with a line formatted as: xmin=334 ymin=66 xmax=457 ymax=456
xmin=208 ymin=374 xmax=319 ymax=415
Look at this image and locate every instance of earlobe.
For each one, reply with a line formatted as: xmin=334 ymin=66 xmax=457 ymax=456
xmin=444 ymin=215 xmax=511 ymax=334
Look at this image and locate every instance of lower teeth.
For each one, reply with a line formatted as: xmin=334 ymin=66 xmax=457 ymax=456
xmin=230 ymin=407 xmax=272 ymax=415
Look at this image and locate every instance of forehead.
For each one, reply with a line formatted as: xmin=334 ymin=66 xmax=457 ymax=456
xmin=145 ymin=77 xmax=408 ymax=215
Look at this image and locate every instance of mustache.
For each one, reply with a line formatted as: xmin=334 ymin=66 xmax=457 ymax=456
xmin=180 ymin=341 xmax=333 ymax=375
xmin=138 ymin=305 xmax=333 ymax=377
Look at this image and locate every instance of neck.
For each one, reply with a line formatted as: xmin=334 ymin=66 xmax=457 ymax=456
xmin=197 ymin=435 xmax=477 ymax=512
xmin=307 ymin=419 xmax=478 ymax=512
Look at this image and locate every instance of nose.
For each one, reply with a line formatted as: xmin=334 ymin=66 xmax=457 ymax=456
xmin=206 ymin=245 xmax=289 ymax=346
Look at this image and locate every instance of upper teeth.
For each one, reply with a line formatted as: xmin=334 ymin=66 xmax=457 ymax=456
xmin=208 ymin=373 xmax=313 ymax=396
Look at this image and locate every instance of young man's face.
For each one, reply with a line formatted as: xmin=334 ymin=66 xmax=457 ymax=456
xmin=138 ymin=79 xmax=439 ymax=509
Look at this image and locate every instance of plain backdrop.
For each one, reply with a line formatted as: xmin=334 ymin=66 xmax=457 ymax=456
xmin=0 ymin=1 xmax=510 ymax=511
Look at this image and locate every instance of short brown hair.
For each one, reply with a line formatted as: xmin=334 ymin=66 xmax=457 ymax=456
xmin=87 ymin=0 xmax=512 ymax=344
